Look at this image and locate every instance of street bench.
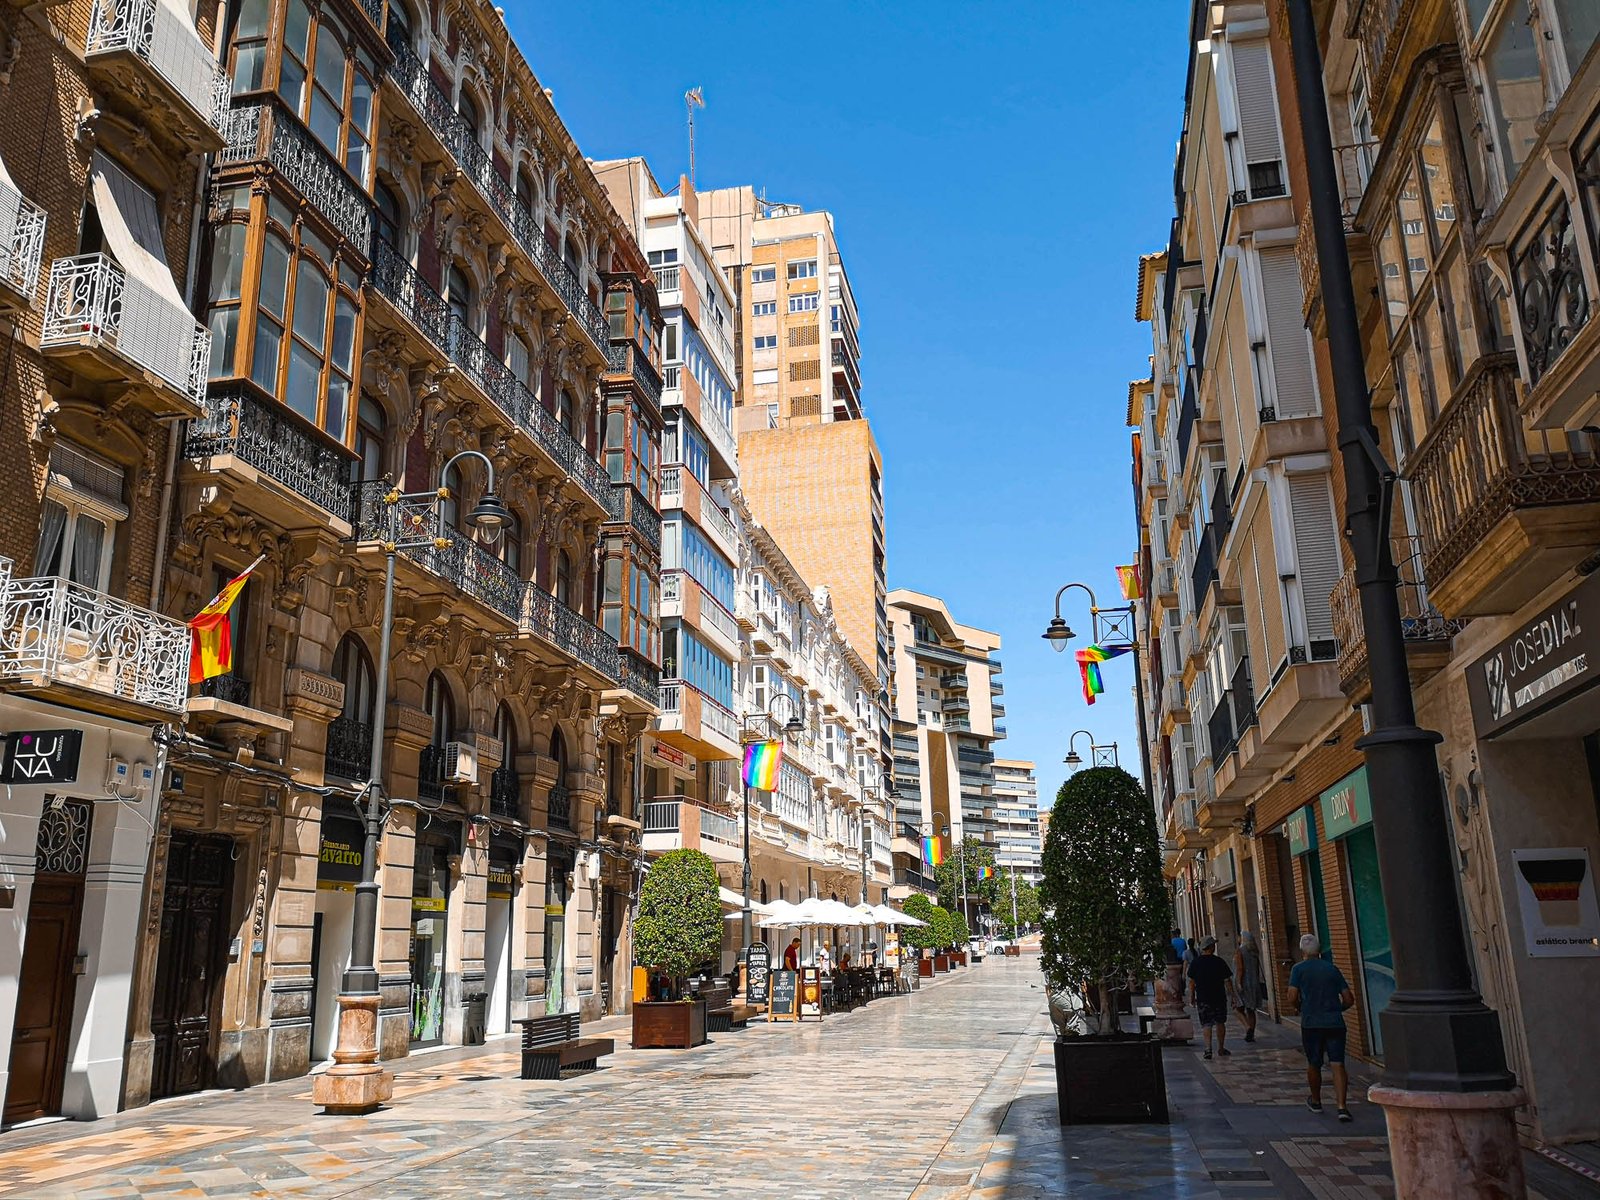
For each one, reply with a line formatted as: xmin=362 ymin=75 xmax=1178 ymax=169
xmin=1135 ymin=1005 xmax=1157 ymax=1037
xmin=513 ymin=1012 xmax=614 ymax=1080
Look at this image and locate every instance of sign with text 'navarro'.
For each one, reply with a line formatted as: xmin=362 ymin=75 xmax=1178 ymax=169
xmin=2 ymin=730 xmax=83 ymax=785
xmin=317 ymin=814 xmax=365 ymax=890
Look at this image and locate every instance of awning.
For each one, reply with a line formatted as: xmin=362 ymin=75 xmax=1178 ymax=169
xmin=719 ymin=886 xmax=769 ymax=915
xmin=151 ymin=0 xmax=224 ymax=125
xmin=90 ymin=152 xmax=185 ymax=308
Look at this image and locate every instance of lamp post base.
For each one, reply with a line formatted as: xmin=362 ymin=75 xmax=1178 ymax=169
xmin=1151 ymin=962 xmax=1193 ymax=1041
xmin=312 ymin=993 xmax=394 ymax=1114
xmin=1369 ymin=1085 xmax=1527 ymax=1200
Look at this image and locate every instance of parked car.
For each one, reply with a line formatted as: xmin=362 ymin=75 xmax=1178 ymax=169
xmin=968 ymin=937 xmax=986 ymax=962
xmin=988 ymin=938 xmax=1010 ymax=955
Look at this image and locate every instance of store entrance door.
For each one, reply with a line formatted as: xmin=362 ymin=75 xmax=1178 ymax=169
xmin=1346 ymin=826 xmax=1394 ymax=1056
xmin=150 ymin=831 xmax=235 ymax=1100
xmin=409 ymin=838 xmax=451 ymax=1046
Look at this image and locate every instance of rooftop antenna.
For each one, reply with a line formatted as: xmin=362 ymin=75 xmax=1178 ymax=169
xmin=686 ymin=87 xmax=704 ymax=185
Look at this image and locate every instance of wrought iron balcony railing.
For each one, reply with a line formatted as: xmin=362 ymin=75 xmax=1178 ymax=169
xmin=0 ymin=569 xmax=188 ymax=713
xmin=1509 ymin=189 xmax=1592 ymax=392
xmin=618 ymin=649 xmax=661 ymax=708
xmin=324 ymin=715 xmax=373 ymax=781
xmin=86 ymin=0 xmax=231 ymax=133
xmin=418 ymin=742 xmax=445 ymax=800
xmin=1330 ymin=535 xmax=1467 ymax=690
xmin=219 ymin=102 xmax=373 ymax=252
xmin=615 ymin=486 xmax=661 ymax=552
xmin=187 ymin=384 xmax=358 ymax=518
xmin=489 ymin=765 xmax=519 ymax=819
xmin=548 ymin=783 xmax=571 ymax=828
xmin=1407 ymin=354 xmax=1600 ymax=592
xmin=41 ymin=253 xmax=209 ymax=408
xmin=521 ymin=582 xmax=619 ymax=683
xmin=0 ymin=176 xmax=46 ymax=301
xmin=383 ymin=27 xmax=609 ymax=353
xmin=605 ymin=339 xmax=663 ymax=408
xmin=368 ymin=241 xmax=615 ymax=515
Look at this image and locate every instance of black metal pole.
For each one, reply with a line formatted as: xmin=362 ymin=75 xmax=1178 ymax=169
xmin=1130 ymin=636 xmax=1154 ymax=794
xmin=742 ymin=780 xmax=753 ymax=961
xmin=1286 ymin=0 xmax=1512 ymax=1094
xmin=343 ymin=546 xmax=395 ymax=997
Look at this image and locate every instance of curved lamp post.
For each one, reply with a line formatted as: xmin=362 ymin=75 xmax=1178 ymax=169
xmin=1063 ymin=729 xmax=1119 ymax=770
xmin=739 ymin=692 xmax=804 ymax=970
xmin=314 ymin=451 xmax=508 ymax=1114
xmin=1043 ymin=579 xmax=1151 ymax=792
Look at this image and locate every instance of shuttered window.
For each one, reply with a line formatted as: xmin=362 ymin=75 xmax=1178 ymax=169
xmin=1232 ymin=41 xmax=1286 ymax=199
xmin=1288 ymin=473 xmax=1342 ymax=656
xmin=1260 ymin=248 xmax=1319 ymax=417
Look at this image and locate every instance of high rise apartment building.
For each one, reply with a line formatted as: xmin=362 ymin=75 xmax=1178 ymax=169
xmin=700 ymin=187 xmax=890 ymax=746
xmin=595 ymin=162 xmax=742 ymax=780
xmin=885 ymin=591 xmax=1005 ymax=899
xmin=991 ymin=759 xmax=1041 ymax=884
xmin=1131 ymin=0 xmax=1600 ymax=1149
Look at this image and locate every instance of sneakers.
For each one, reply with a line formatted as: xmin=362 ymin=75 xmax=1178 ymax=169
xmin=1244 ymin=1031 xmax=1255 ymax=1043
xmin=1219 ymin=1048 xmax=1232 ymax=1057
xmin=1307 ymin=1098 xmax=1324 ymax=1114
xmin=1203 ymin=1050 xmax=1213 ymax=1060
xmin=1338 ymin=1109 xmax=1353 ymax=1123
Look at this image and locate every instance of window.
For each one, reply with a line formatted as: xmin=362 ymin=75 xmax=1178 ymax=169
xmin=228 ymin=0 xmax=270 ymax=92
xmin=457 ymin=89 xmax=483 ymax=147
xmin=276 ymin=0 xmax=375 ymax=184
xmin=648 ymin=248 xmax=678 ymax=267
xmin=753 ymin=335 xmax=777 ymax=351
xmin=679 ymin=523 xmax=734 ymax=608
xmin=601 ymin=536 xmax=623 ymax=639
xmin=235 ymin=207 xmax=360 ymax=441
xmin=1232 ymin=41 xmax=1286 ymax=200
xmin=789 ymin=294 xmax=819 ymax=313
xmin=507 ymin=331 xmax=532 ymax=387
xmin=752 ymin=301 xmax=777 ymax=317
xmin=515 ymin=166 xmax=537 ymax=217
xmin=751 ymin=265 xmax=775 ymax=283
xmin=374 ymin=179 xmax=403 ymax=252
xmin=753 ymin=368 xmax=779 ymax=385
xmin=662 ymin=321 xmax=679 ymax=362
xmin=556 ymin=549 xmax=573 ymax=607
xmin=34 ymin=442 xmax=124 ymax=593
xmin=445 ymin=263 xmax=472 ymax=327
xmin=425 ymin=672 xmax=454 ymax=747
xmin=356 ymin=394 xmax=386 ymax=480
xmin=332 ymin=633 xmax=375 ymax=726
xmin=493 ymin=513 xmax=521 ymax=573
xmin=787 ymin=258 xmax=817 ymax=280
xmin=668 ymin=627 xmax=733 ymax=706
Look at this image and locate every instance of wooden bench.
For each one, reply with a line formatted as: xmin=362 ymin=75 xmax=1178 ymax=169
xmin=514 ymin=1012 xmax=614 ymax=1080
xmin=1135 ymin=1005 xmax=1157 ymax=1037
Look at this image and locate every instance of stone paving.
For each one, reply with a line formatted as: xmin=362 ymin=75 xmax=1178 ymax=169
xmin=0 ymin=958 xmax=1595 ymax=1198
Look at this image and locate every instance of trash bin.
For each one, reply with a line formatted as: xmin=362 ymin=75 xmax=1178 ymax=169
xmin=463 ymin=992 xmax=487 ymax=1045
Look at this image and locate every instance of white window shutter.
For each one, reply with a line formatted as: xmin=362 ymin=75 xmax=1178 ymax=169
xmin=1260 ymin=248 xmax=1318 ymax=417
xmin=1288 ymin=474 xmax=1341 ymax=651
xmin=1232 ymin=42 xmax=1284 ymax=167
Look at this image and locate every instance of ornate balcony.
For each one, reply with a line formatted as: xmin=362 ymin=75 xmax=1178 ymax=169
xmin=186 ymin=383 xmax=358 ymax=527
xmin=520 ymin=582 xmax=619 ymax=684
xmin=617 ymin=648 xmax=661 ymax=709
xmin=368 ymin=242 xmax=615 ymax=517
xmin=219 ymin=102 xmax=373 ymax=252
xmin=605 ymin=339 xmax=663 ymax=409
xmin=547 ymin=783 xmax=571 ymax=829
xmin=489 ymin=765 xmax=520 ymax=819
xmin=0 ymin=566 xmax=188 ymax=717
xmin=324 ymin=715 xmax=373 ymax=781
xmin=85 ymin=0 xmax=230 ymax=153
xmin=616 ymin=486 xmax=661 ymax=553
xmin=1329 ymin=535 xmax=1466 ymax=701
xmin=1406 ymin=354 xmax=1600 ymax=617
xmin=0 ymin=175 xmax=46 ymax=312
xmin=382 ymin=28 xmax=609 ymax=355
xmin=40 ymin=253 xmax=209 ymax=415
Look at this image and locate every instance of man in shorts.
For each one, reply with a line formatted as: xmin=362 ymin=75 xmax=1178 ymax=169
xmin=1288 ymin=933 xmax=1356 ymax=1120
xmin=1187 ymin=935 xmax=1233 ymax=1060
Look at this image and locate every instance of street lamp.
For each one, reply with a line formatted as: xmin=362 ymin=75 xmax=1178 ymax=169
xmin=1063 ymin=730 xmax=1119 ymax=770
xmin=1284 ymin=6 xmax=1519 ymax=1190
xmin=313 ymin=450 xmax=504 ymax=1115
xmin=739 ymin=691 xmax=804 ymax=975
xmin=1043 ymin=580 xmax=1152 ymax=791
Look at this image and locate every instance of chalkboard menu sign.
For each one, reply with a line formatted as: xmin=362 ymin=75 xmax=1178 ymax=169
xmin=747 ymin=941 xmax=771 ymax=1005
xmin=800 ymin=966 xmax=822 ymax=1018
xmin=767 ymin=968 xmax=799 ymax=1021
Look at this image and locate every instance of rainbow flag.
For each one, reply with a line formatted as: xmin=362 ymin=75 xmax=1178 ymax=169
xmin=977 ymin=865 xmax=994 ymax=880
xmin=1117 ymin=565 xmax=1142 ymax=600
xmin=188 ymin=555 xmax=262 ymax=685
xmin=922 ymin=836 xmax=944 ymax=867
xmin=742 ymin=740 xmax=782 ymax=790
xmin=1075 ymin=643 xmax=1132 ymax=705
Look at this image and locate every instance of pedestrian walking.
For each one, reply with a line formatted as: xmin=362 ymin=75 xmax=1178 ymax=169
xmin=1170 ymin=928 xmax=1187 ymax=963
xmin=1182 ymin=936 xmax=1199 ymax=973
xmin=1187 ymin=935 xmax=1234 ymax=1060
xmin=1288 ymin=934 xmax=1356 ymax=1121
xmin=783 ymin=937 xmax=802 ymax=970
xmin=1234 ymin=931 xmax=1266 ymax=1043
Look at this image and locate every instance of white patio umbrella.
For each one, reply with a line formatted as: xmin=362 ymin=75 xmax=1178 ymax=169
xmin=814 ymin=898 xmax=868 ymax=926
xmin=757 ymin=899 xmax=808 ymax=928
xmin=720 ymin=887 xmax=770 ymax=918
xmin=872 ymin=903 xmax=928 ymax=927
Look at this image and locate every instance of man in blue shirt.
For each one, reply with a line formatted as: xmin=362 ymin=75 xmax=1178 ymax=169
xmin=1170 ymin=928 xmax=1187 ymax=963
xmin=1287 ymin=933 xmax=1356 ymax=1121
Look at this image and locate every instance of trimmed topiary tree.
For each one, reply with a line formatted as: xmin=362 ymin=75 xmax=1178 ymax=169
xmin=930 ymin=905 xmax=956 ymax=951
xmin=901 ymin=893 xmax=937 ymax=953
xmin=952 ymin=910 xmax=971 ymax=949
xmin=634 ymin=849 xmax=723 ymax=998
xmin=1040 ymin=766 xmax=1172 ymax=1035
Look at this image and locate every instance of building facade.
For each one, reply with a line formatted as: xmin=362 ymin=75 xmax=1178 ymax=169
xmin=1132 ymin=0 xmax=1600 ymax=1148
xmin=0 ymin=0 xmax=219 ymax=1122
xmin=991 ymin=759 xmax=1041 ymax=885
xmin=885 ymin=590 xmax=1005 ymax=900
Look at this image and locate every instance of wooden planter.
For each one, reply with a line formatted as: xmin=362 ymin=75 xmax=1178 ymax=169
xmin=917 ymin=957 xmax=935 ymax=977
xmin=952 ymin=950 xmax=967 ymax=966
xmin=934 ymin=954 xmax=950 ymax=972
xmin=1052 ymin=1036 xmax=1169 ymax=1124
xmin=631 ymin=999 xmax=707 ymax=1049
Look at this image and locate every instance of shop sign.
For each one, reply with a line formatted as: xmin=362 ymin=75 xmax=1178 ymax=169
xmin=652 ymin=741 xmax=688 ymax=768
xmin=317 ymin=814 xmax=366 ymax=890
xmin=746 ymin=941 xmax=771 ymax=1005
xmin=1512 ymin=848 xmax=1600 ymax=957
xmin=411 ymin=896 xmax=446 ymax=912
xmin=1286 ymin=805 xmax=1314 ymax=857
xmin=487 ymin=862 xmax=516 ymax=900
xmin=2 ymin=729 xmax=83 ymax=785
xmin=1468 ymin=573 xmax=1600 ymax=738
xmin=1319 ymin=767 xmax=1372 ymax=841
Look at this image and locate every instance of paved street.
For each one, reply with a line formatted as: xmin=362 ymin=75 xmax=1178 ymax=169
xmin=0 ymin=957 xmax=1594 ymax=1199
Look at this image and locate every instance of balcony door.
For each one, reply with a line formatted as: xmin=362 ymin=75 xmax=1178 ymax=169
xmin=33 ymin=441 xmax=124 ymax=594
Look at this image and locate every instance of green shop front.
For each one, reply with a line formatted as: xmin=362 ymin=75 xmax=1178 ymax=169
xmin=1317 ymin=767 xmax=1393 ymax=1057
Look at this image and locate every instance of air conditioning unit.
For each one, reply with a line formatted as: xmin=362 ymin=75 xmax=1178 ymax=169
xmin=443 ymin=741 xmax=478 ymax=784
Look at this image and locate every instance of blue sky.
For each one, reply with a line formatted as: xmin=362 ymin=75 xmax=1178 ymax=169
xmin=510 ymin=1 xmax=1191 ymax=810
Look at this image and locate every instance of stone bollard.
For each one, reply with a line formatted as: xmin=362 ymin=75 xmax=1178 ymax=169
xmin=1150 ymin=962 xmax=1194 ymax=1041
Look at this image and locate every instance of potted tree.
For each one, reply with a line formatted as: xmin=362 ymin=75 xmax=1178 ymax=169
xmin=632 ymin=849 xmax=721 ymax=1049
xmin=931 ymin=906 xmax=954 ymax=972
xmin=903 ymin=894 xmax=938 ymax=977
xmin=951 ymin=911 xmax=972 ymax=966
xmin=1040 ymin=766 xmax=1173 ymax=1124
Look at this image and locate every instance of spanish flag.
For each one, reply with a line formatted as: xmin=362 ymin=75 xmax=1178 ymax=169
xmin=188 ymin=556 xmax=262 ymax=684
xmin=1116 ymin=565 xmax=1142 ymax=600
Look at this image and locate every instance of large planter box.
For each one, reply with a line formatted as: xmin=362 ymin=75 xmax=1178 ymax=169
xmin=1052 ymin=1036 xmax=1169 ymax=1124
xmin=917 ymin=957 xmax=935 ymax=978
xmin=631 ymin=999 xmax=707 ymax=1049
xmin=1005 ymin=945 xmax=1021 ymax=957
xmin=934 ymin=954 xmax=950 ymax=972
xmin=952 ymin=950 xmax=968 ymax=966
